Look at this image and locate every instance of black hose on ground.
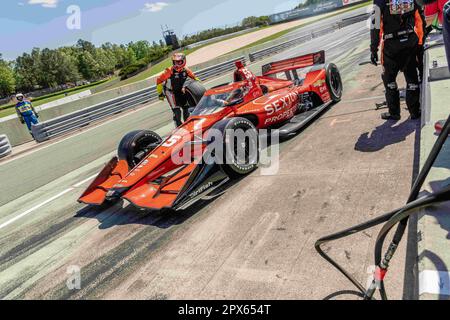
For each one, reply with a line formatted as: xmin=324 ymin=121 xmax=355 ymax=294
xmin=315 ymin=114 xmax=450 ymax=300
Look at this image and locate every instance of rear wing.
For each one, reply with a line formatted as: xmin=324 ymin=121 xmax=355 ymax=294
xmin=262 ymin=50 xmax=325 ymax=78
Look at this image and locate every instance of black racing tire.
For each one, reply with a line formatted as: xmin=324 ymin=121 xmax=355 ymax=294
xmin=184 ymin=79 xmax=206 ymax=107
xmin=118 ymin=130 xmax=162 ymax=169
xmin=220 ymin=117 xmax=259 ymax=178
xmin=325 ymin=63 xmax=343 ymax=102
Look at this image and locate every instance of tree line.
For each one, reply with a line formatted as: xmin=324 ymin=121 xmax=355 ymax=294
xmin=0 ymin=39 xmax=171 ymax=98
xmin=180 ymin=16 xmax=271 ymax=47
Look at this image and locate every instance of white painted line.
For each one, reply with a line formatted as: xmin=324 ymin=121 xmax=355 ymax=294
xmin=419 ymin=270 xmax=450 ymax=296
xmin=0 ymin=188 xmax=74 ymax=231
xmin=0 ymin=172 xmax=99 ymax=231
xmin=73 ymin=174 xmax=98 ymax=188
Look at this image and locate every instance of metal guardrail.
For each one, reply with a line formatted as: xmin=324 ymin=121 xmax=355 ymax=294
xmin=249 ymin=13 xmax=370 ymax=62
xmin=31 ymin=56 xmax=247 ymax=143
xmin=32 ymin=87 xmax=156 ymax=142
xmin=336 ymin=12 xmax=371 ymax=28
xmin=0 ymin=134 xmax=12 ymax=158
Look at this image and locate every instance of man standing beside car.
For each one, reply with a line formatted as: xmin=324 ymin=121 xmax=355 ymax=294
xmin=156 ymin=53 xmax=200 ymax=127
xmin=370 ymin=0 xmax=424 ymax=120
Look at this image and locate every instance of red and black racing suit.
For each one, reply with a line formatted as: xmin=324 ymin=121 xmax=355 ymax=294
xmin=157 ymin=67 xmax=199 ymax=127
xmin=233 ymin=66 xmax=256 ymax=83
xmin=371 ymin=0 xmax=424 ymax=118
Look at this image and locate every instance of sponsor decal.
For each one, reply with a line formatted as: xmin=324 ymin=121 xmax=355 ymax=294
xmin=313 ymin=79 xmax=326 ymax=87
xmin=263 ymin=92 xmax=298 ymax=116
xmin=190 ymin=182 xmax=214 ymax=198
xmin=264 ymin=109 xmax=295 ymax=125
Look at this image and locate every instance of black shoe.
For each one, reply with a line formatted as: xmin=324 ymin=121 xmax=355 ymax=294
xmin=410 ymin=111 xmax=421 ymax=120
xmin=381 ymin=112 xmax=401 ymax=120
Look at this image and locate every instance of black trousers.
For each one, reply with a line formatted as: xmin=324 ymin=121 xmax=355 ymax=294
xmin=382 ymin=35 xmax=421 ymax=117
xmin=167 ymin=91 xmax=191 ymax=127
xmin=172 ymin=106 xmax=190 ymax=127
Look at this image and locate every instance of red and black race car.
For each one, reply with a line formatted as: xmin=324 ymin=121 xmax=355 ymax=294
xmin=79 ymin=50 xmax=342 ymax=211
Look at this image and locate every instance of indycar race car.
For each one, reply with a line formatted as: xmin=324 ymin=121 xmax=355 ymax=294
xmin=79 ymin=50 xmax=342 ymax=211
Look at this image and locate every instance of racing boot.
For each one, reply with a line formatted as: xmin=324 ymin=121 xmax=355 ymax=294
xmin=381 ymin=112 xmax=401 ymax=121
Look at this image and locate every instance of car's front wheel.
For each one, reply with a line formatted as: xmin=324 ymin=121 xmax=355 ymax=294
xmin=220 ymin=117 xmax=259 ymax=178
xmin=118 ymin=130 xmax=162 ymax=169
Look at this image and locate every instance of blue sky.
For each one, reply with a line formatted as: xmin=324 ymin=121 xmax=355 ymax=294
xmin=0 ymin=0 xmax=303 ymax=60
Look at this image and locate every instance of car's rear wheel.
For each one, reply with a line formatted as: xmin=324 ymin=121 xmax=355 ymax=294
xmin=325 ymin=63 xmax=343 ymax=102
xmin=118 ymin=130 xmax=162 ymax=168
xmin=220 ymin=118 xmax=259 ymax=178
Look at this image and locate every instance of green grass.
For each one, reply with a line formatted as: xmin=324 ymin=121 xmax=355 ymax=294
xmin=0 ymin=108 xmax=17 ymax=118
xmin=229 ymin=1 xmax=371 ymax=53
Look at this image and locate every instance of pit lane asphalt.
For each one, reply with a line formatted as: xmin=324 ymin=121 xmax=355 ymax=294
xmin=0 ymin=20 xmax=419 ymax=299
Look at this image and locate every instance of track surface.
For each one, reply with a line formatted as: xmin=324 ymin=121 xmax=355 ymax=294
xmin=0 ymin=17 xmax=419 ymax=300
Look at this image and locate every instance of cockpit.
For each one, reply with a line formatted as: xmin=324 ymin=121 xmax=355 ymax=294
xmin=190 ymin=86 xmax=249 ymax=116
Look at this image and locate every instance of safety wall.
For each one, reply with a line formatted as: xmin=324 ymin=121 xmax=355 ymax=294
xmin=36 ymin=90 xmax=92 ymax=111
xmin=417 ymin=32 xmax=450 ymax=299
